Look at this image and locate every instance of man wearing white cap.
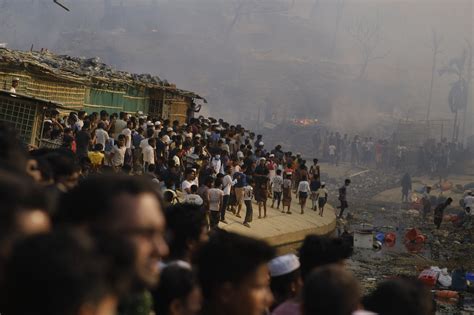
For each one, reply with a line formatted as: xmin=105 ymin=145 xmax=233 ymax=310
xmin=464 ymin=190 xmax=474 ymax=213
xmin=268 ymin=254 xmax=302 ymax=315
xmin=10 ymin=77 xmax=19 ymax=94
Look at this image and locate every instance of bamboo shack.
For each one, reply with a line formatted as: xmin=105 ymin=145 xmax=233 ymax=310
xmin=0 ymin=48 xmax=206 ymax=124
xmin=0 ymin=90 xmax=65 ymax=146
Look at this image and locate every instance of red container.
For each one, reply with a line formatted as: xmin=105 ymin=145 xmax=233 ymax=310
xmin=405 ymin=228 xmax=422 ymax=242
xmin=384 ymin=232 xmax=396 ymax=244
xmin=415 ymin=234 xmax=427 ymax=244
xmin=418 ymin=269 xmax=439 ymax=287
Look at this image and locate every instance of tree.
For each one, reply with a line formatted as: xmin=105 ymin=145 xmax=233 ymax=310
xmin=439 ymin=44 xmax=471 ymax=141
xmin=226 ymin=0 xmax=294 ymax=35
xmin=329 ymin=0 xmax=346 ymax=57
xmin=425 ymin=29 xmax=443 ymax=121
xmin=346 ymin=13 xmax=389 ymax=80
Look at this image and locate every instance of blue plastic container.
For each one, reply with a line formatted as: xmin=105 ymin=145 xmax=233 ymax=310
xmin=375 ymin=232 xmax=385 ymax=243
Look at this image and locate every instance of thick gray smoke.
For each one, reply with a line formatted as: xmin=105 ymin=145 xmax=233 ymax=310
xmin=0 ymin=0 xmax=472 ymax=139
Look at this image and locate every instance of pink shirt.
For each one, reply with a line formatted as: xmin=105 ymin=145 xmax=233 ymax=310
xmin=271 ymin=300 xmax=300 ymax=315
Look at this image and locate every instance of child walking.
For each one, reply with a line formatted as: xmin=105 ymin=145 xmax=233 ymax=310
xmin=243 ymin=178 xmax=254 ymax=228
xmin=271 ymin=169 xmax=284 ymax=209
xmin=317 ymin=183 xmax=329 ymax=216
xmin=296 ymin=175 xmax=310 ymax=214
xmin=282 ymin=173 xmax=293 ymax=214
xmin=310 ymin=175 xmax=321 ymax=211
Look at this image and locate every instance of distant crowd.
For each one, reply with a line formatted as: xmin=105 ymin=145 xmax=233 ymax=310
xmin=0 ymin=110 xmax=441 ymax=315
xmin=312 ymin=130 xmax=466 ymax=175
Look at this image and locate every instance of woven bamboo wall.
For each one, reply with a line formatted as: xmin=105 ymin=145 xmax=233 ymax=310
xmin=0 ymin=69 xmax=86 ymax=109
xmin=162 ymin=90 xmax=191 ymax=124
xmin=169 ymin=99 xmax=189 ymax=124
xmin=0 ymin=93 xmax=40 ymax=145
xmin=148 ymin=89 xmax=164 ymax=118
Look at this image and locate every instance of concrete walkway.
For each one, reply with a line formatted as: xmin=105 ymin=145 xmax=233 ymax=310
xmin=220 ymin=194 xmax=337 ymax=254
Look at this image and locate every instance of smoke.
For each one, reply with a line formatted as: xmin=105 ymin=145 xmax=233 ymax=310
xmin=0 ymin=0 xmax=472 ymax=136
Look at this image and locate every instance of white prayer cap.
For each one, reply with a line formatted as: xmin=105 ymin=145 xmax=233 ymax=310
xmin=268 ymin=254 xmax=300 ymax=277
xmin=162 ymin=135 xmax=171 ymax=144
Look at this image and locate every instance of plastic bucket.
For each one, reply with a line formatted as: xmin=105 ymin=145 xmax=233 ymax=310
xmin=375 ymin=232 xmax=385 ymax=243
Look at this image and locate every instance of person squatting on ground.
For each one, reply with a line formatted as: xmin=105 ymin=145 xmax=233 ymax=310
xmin=433 ymin=197 xmax=453 ymax=229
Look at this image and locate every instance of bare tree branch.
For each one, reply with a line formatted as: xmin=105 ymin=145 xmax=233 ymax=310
xmin=346 ymin=13 xmax=388 ymax=79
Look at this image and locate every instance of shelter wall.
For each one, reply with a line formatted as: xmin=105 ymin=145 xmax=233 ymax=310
xmin=0 ymin=93 xmax=42 ymax=145
xmin=0 ymin=68 xmax=85 ymax=109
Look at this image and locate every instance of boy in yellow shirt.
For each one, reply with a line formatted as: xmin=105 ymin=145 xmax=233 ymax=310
xmin=88 ymin=143 xmax=104 ymax=173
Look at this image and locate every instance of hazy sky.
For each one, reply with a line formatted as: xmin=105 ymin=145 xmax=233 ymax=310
xmin=1 ymin=0 xmax=472 ymax=134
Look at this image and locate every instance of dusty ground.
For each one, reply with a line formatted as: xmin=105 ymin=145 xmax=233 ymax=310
xmin=320 ymin=162 xmax=474 ymax=314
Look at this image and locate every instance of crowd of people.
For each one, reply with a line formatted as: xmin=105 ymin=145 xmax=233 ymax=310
xmin=313 ymin=130 xmax=466 ymax=175
xmin=36 ymin=110 xmax=345 ymax=228
xmin=0 ymin=109 xmax=442 ymax=315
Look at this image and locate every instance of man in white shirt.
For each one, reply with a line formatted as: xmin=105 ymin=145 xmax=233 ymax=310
xmin=94 ymin=122 xmax=109 ymax=148
xmin=9 ymin=77 xmax=19 ymax=94
xmin=183 ymin=185 xmax=204 ymax=207
xmin=242 ymin=179 xmax=254 ymax=227
xmin=114 ymin=112 xmax=128 ymax=139
xmin=121 ymin=120 xmax=133 ymax=167
xmin=208 ymin=178 xmax=224 ymax=229
xmin=464 ymin=191 xmax=474 ymax=213
xmin=74 ymin=111 xmax=86 ymax=132
xmin=271 ymin=169 xmax=284 ymax=209
xmin=210 ymin=154 xmax=222 ymax=175
xmin=181 ymin=169 xmax=197 ymax=195
xmin=220 ymin=166 xmax=237 ymax=223
xmin=142 ymin=138 xmax=156 ymax=173
xmin=109 ymin=134 xmax=127 ymax=171
xmin=121 ymin=121 xmax=133 ymax=149
xmin=329 ymin=144 xmax=337 ymax=165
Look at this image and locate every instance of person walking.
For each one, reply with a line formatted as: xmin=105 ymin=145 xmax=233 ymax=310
xmin=296 ymin=175 xmax=310 ymax=214
xmin=270 ymin=169 xmax=284 ymax=210
xmin=243 ymin=178 xmax=254 ymax=228
xmin=338 ymin=179 xmax=351 ymax=218
xmin=220 ymin=166 xmax=236 ymax=224
xmin=282 ymin=173 xmax=293 ymax=214
xmin=421 ymin=186 xmax=432 ymax=220
xmin=208 ymin=177 xmax=224 ymax=230
xmin=401 ymin=172 xmax=412 ymax=203
xmin=310 ymin=175 xmax=321 ymax=211
xmin=233 ymin=165 xmax=247 ymax=218
xmin=317 ymin=183 xmax=329 ymax=217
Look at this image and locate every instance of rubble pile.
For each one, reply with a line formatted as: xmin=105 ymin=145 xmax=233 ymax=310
xmin=331 ymin=169 xmax=474 ymax=314
xmin=0 ymin=48 xmax=166 ymax=86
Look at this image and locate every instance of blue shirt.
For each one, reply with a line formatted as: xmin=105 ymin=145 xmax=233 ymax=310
xmin=233 ymin=172 xmax=247 ymax=188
